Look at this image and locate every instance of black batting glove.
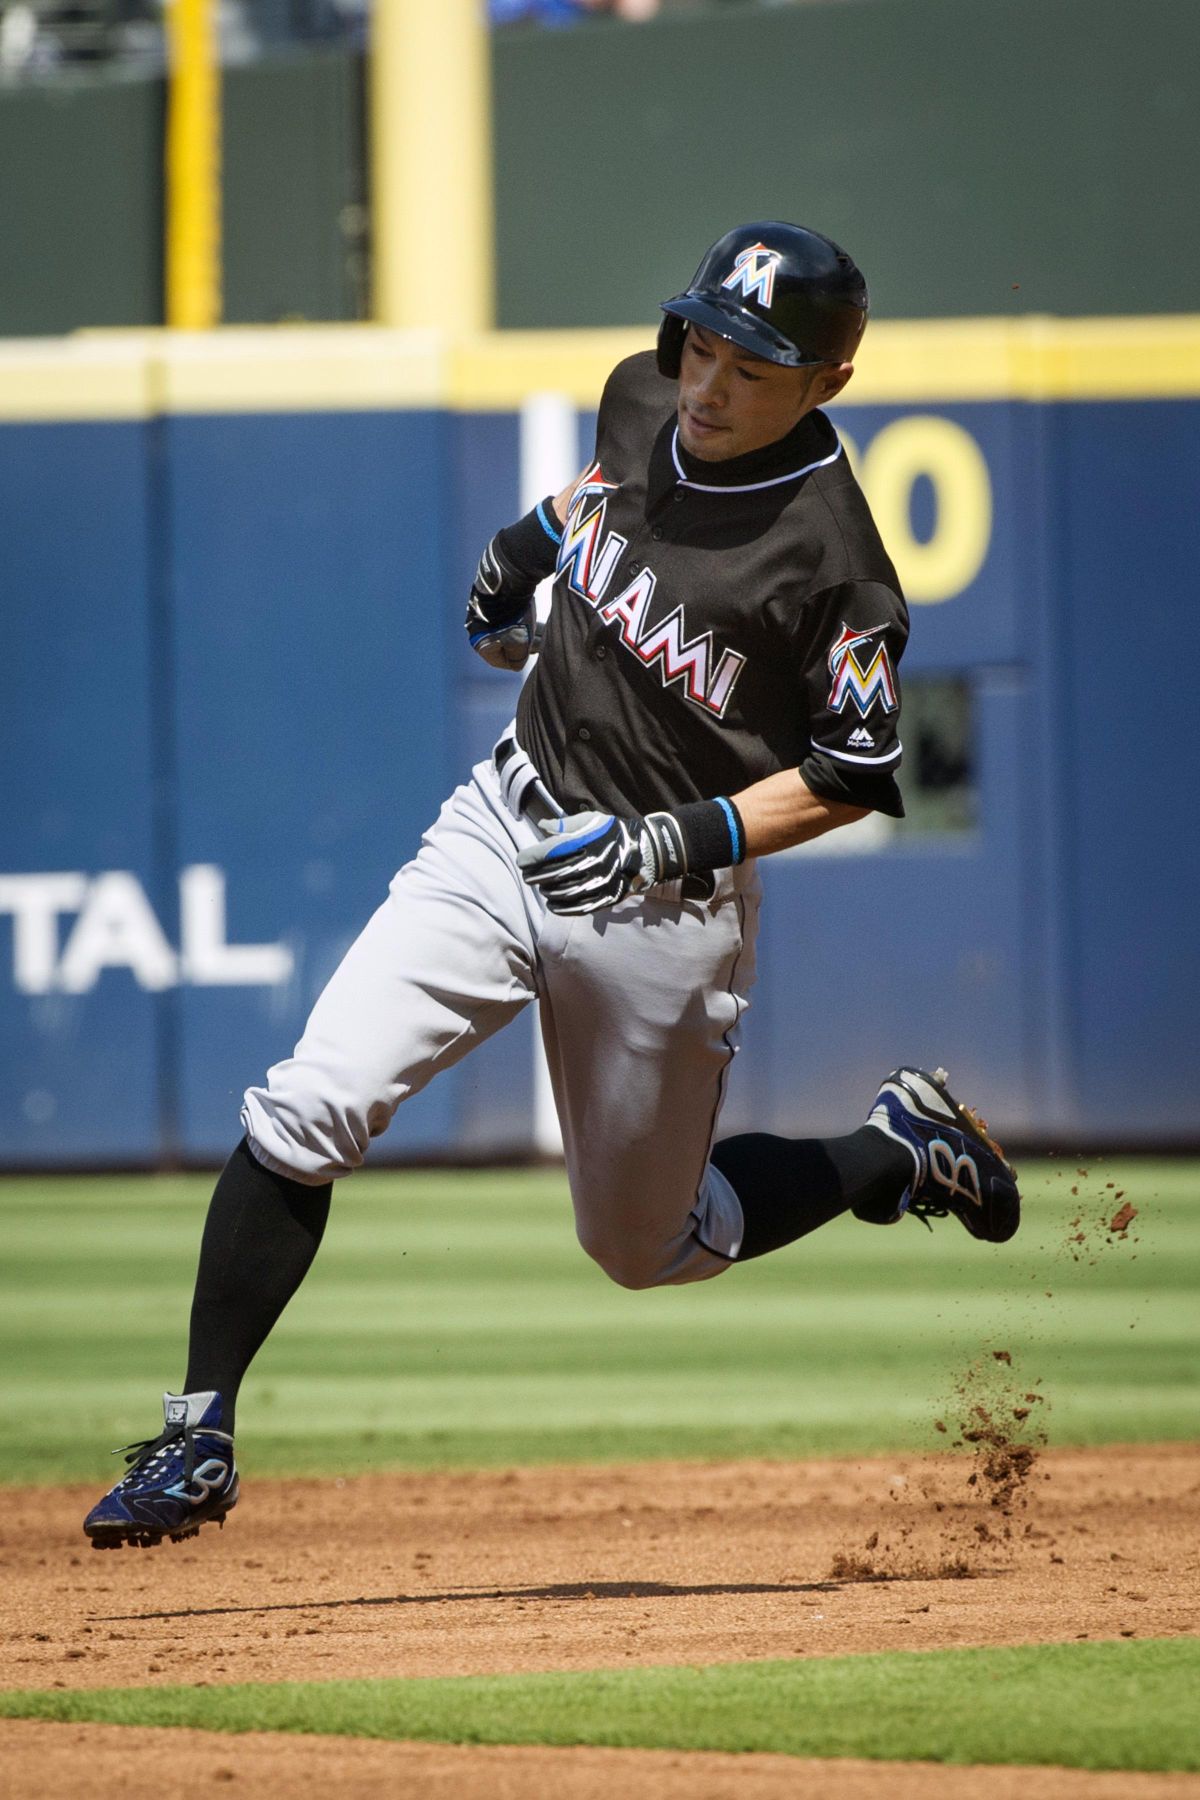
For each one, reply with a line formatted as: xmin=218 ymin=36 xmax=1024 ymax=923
xmin=466 ymin=498 xmax=562 ymax=673
xmin=517 ymin=810 xmax=688 ymax=915
xmin=516 ymin=799 xmax=745 ymax=915
xmin=467 ymin=538 xmax=539 ymax=672
xmin=466 ymin=587 xmax=539 ymax=672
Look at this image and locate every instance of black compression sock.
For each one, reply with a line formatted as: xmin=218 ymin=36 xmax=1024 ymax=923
xmin=183 ymin=1138 xmax=331 ymax=1432
xmin=711 ymin=1126 xmax=913 ymax=1261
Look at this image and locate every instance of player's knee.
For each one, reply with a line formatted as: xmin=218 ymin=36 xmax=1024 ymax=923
xmin=575 ymin=1223 xmax=669 ymax=1291
xmin=242 ymin=1069 xmax=378 ymax=1183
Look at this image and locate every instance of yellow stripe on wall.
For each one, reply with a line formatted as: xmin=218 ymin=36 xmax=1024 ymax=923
xmin=148 ymin=327 xmax=449 ymax=413
xmin=0 ymin=340 xmax=158 ymax=420
xmin=1013 ymin=315 xmax=1200 ymax=401
xmin=448 ymin=330 xmax=653 ymax=408
xmin=854 ymin=315 xmax=1200 ymax=404
xmin=1 ymin=317 xmax=1200 ymax=422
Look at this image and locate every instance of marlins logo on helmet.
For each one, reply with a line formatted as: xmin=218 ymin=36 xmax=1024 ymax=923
xmin=720 ymin=242 xmax=782 ymax=309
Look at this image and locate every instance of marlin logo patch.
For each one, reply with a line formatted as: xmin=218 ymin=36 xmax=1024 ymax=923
xmin=721 ymin=242 xmax=782 ymax=309
xmin=827 ymin=623 xmax=898 ymax=718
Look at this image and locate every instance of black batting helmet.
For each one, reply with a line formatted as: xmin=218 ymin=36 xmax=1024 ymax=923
xmin=657 ymin=221 xmax=868 ymax=379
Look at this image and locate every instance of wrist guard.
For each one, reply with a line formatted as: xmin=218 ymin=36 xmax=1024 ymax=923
xmin=470 ymin=496 xmax=562 ymax=626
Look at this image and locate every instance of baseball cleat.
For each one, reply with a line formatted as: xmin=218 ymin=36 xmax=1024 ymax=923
xmin=866 ymin=1066 xmax=1020 ymax=1242
xmin=83 ymin=1391 xmax=238 ymax=1549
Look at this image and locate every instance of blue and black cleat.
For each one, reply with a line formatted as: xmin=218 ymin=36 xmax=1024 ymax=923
xmin=865 ymin=1066 xmax=1021 ymax=1243
xmin=83 ymin=1391 xmax=238 ymax=1549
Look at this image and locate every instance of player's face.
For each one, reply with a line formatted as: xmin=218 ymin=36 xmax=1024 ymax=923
xmin=677 ymin=325 xmax=852 ymax=461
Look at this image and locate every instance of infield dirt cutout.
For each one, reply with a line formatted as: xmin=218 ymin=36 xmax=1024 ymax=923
xmin=2 ymin=1440 xmax=1198 ymax=1796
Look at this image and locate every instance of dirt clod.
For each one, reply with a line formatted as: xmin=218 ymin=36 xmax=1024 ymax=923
xmin=828 ymin=1550 xmax=882 ymax=1581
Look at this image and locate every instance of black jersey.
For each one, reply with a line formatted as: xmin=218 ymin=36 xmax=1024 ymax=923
xmin=516 ymin=351 xmax=907 ymax=821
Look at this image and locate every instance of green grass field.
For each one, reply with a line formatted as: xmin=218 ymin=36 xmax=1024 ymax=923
xmin=2 ymin=1160 xmax=1196 ymax=1778
xmin=3 ymin=1640 xmax=1197 ymax=1771
xmin=1 ymin=1158 xmax=1195 ymax=1483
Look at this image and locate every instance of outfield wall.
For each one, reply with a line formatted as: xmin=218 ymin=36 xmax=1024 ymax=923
xmin=1 ymin=319 xmax=1198 ymax=1163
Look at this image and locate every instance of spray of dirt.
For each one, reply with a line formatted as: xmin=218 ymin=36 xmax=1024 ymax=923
xmin=1044 ymin=1162 xmax=1142 ymax=1266
xmin=950 ymin=1354 xmax=1047 ymax=1515
xmin=826 ymin=1348 xmax=1049 ymax=1584
xmin=826 ymin=1167 xmax=1150 ymax=1588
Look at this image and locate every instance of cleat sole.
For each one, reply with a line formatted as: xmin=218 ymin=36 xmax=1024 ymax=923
xmin=85 ymin=1500 xmax=235 ymax=1551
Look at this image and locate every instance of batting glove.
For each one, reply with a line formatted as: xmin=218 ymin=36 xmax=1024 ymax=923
xmin=517 ymin=811 xmax=662 ymax=915
xmin=467 ymin=512 xmax=557 ymax=672
xmin=519 ymin=799 xmax=746 ymax=914
xmin=466 ymin=587 xmax=541 ymax=672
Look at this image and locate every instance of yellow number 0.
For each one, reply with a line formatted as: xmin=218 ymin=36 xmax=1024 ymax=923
xmin=837 ymin=418 xmax=993 ymax=605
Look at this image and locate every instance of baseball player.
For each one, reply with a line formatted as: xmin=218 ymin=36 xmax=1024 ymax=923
xmin=84 ymin=223 xmax=1020 ymax=1549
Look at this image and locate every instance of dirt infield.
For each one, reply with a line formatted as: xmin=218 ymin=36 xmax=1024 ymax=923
xmin=2 ymin=1442 xmax=1197 ymax=1795
xmin=4 ymin=1721 xmax=1200 ymax=1800
xmin=5 ymin=1443 xmax=1197 ymax=1689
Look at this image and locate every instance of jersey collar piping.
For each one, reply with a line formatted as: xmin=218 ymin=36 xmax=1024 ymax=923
xmin=670 ymin=426 xmax=842 ymax=493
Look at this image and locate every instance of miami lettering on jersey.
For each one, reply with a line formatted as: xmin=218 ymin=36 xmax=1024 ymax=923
xmin=557 ymin=468 xmax=747 ymax=720
xmin=827 ymin=622 xmax=898 ymax=718
xmin=721 ymin=242 xmax=781 ymax=310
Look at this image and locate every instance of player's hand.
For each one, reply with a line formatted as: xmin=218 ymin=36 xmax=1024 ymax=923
xmin=466 ymin=534 xmax=543 ymax=672
xmin=517 ymin=811 xmax=658 ymax=914
xmin=466 ymin=590 xmax=541 ymax=671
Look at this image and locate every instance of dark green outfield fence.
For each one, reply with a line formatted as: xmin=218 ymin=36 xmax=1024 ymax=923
xmin=0 ymin=71 xmax=165 ymax=334
xmin=0 ymin=0 xmax=1196 ymax=334
xmin=492 ymin=0 xmax=1199 ymax=326
xmin=0 ymin=50 xmax=367 ymax=335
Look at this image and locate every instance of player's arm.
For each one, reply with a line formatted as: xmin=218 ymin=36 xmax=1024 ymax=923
xmin=470 ymin=354 xmax=641 ymax=668
xmin=728 ymin=579 xmax=907 ymax=854
xmin=517 ymin=780 xmax=863 ymax=915
xmin=731 ymin=767 xmax=866 ymax=856
xmin=551 ymin=472 xmax=584 ymax=524
xmin=465 ymin=470 xmax=587 ymax=671
xmin=520 ymin=576 xmax=905 ymax=913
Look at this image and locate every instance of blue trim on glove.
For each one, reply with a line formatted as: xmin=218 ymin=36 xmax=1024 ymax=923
xmin=541 ymin=818 xmax=614 ymax=860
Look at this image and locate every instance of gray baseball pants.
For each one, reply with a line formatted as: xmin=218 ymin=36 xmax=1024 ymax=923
xmin=242 ymin=739 xmax=760 ymax=1287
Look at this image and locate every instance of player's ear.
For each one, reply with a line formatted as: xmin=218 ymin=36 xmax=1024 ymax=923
xmin=812 ymin=362 xmax=854 ymax=405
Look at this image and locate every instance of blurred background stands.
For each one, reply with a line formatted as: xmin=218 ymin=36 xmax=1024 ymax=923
xmin=0 ymin=0 xmax=785 ymax=77
xmin=0 ymin=0 xmax=370 ymax=77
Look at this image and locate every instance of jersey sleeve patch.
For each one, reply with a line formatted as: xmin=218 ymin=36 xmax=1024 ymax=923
xmin=826 ymin=622 xmax=899 ymax=719
xmin=788 ymin=582 xmax=908 ymax=778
